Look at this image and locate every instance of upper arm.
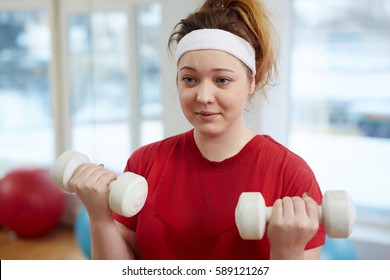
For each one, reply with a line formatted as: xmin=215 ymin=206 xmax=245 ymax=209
xmin=304 ymin=246 xmax=322 ymax=260
xmin=115 ymin=221 xmax=140 ymax=259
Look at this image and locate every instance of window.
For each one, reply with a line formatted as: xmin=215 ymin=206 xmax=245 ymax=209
xmin=136 ymin=3 xmax=163 ymax=146
xmin=66 ymin=11 xmax=131 ymax=172
xmin=0 ymin=9 xmax=53 ymax=171
xmin=61 ymin=0 xmax=163 ymax=172
xmin=0 ymin=1 xmax=164 ymax=175
xmin=290 ymin=0 xmax=390 ymax=214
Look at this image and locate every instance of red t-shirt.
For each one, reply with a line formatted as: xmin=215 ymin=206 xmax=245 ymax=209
xmin=113 ymin=130 xmax=325 ymax=259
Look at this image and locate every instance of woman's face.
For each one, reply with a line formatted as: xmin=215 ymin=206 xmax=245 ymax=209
xmin=177 ymin=49 xmax=255 ymax=137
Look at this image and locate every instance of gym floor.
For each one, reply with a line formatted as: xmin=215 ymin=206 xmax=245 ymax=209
xmin=0 ymin=225 xmax=86 ymax=260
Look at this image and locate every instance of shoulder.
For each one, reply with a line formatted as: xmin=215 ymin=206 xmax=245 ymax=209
xmin=259 ymin=135 xmax=321 ymax=200
xmin=261 ymin=135 xmax=307 ymax=162
xmin=135 ymin=131 xmax=188 ymax=156
xmin=125 ymin=130 xmax=190 ymax=172
xmin=259 ymin=135 xmax=315 ymax=175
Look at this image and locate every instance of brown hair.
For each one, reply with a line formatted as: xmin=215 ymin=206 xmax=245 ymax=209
xmin=168 ymin=0 xmax=279 ymax=95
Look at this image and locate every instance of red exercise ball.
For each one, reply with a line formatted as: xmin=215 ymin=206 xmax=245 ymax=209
xmin=0 ymin=178 xmax=3 ymax=226
xmin=0 ymin=167 xmax=66 ymax=238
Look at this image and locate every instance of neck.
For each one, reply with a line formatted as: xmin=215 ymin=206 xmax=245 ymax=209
xmin=193 ymin=124 xmax=255 ymax=162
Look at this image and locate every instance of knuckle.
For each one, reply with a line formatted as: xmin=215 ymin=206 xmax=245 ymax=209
xmin=296 ymin=220 xmax=308 ymax=231
xmin=292 ymin=196 xmax=303 ymax=204
xmin=282 ymin=196 xmax=292 ymax=204
xmin=78 ymin=163 xmax=93 ymax=170
xmin=310 ymin=221 xmax=320 ymax=232
xmin=273 ymin=198 xmax=282 ymax=207
xmin=69 ymin=176 xmax=80 ymax=187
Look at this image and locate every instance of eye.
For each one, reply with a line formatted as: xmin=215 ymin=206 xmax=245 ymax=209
xmin=216 ymin=77 xmax=231 ymax=85
xmin=182 ymin=76 xmax=196 ymax=85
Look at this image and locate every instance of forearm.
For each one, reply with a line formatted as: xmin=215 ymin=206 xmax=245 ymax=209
xmin=89 ymin=214 xmax=137 ymax=260
xmin=269 ymin=246 xmax=305 ymax=260
xmin=270 ymin=246 xmax=321 ymax=260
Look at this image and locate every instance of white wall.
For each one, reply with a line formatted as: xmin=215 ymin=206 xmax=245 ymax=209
xmin=258 ymin=0 xmax=292 ymax=146
xmin=161 ymin=0 xmax=200 ymax=137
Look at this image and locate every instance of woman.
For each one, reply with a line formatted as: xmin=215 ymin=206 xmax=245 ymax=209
xmin=70 ymin=0 xmax=325 ymax=259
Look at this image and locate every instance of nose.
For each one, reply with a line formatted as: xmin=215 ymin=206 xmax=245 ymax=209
xmin=196 ymin=82 xmax=215 ymax=104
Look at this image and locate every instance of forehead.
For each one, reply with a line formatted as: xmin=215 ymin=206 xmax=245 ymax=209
xmin=178 ymin=49 xmax=248 ymax=72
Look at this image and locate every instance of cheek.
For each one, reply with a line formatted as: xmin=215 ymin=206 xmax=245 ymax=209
xmin=221 ymin=92 xmax=248 ymax=112
xmin=178 ymin=90 xmax=194 ymax=112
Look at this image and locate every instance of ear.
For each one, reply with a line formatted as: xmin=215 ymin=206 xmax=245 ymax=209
xmin=248 ymin=75 xmax=256 ymax=96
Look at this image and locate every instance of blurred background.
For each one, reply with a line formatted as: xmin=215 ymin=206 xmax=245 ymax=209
xmin=0 ymin=0 xmax=389 ymax=260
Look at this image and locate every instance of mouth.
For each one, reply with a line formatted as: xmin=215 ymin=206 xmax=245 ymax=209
xmin=198 ymin=111 xmax=218 ymax=116
xmin=196 ymin=111 xmax=220 ymax=121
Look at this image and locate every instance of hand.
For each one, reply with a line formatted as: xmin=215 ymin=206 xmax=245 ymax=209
xmin=69 ymin=163 xmax=117 ymax=219
xmin=267 ymin=193 xmax=319 ymax=259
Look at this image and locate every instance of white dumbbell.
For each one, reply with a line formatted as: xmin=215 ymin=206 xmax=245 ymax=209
xmin=235 ymin=190 xmax=356 ymax=240
xmin=52 ymin=150 xmax=148 ymax=217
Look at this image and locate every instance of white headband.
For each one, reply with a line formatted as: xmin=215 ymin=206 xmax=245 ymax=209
xmin=175 ymin=29 xmax=256 ymax=75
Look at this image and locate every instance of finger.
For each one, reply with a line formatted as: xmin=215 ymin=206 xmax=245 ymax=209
xmin=292 ymin=196 xmax=307 ymax=219
xmin=303 ymin=192 xmax=311 ymax=198
xmin=71 ymin=164 xmax=110 ymax=192
xmin=271 ymin=198 xmax=283 ymax=221
xmin=95 ymin=169 xmax=117 ymax=187
xmin=282 ymin=196 xmax=294 ymax=219
xmin=302 ymin=192 xmax=319 ymax=220
xmin=83 ymin=165 xmax=117 ymax=187
xmin=81 ymin=165 xmax=105 ymax=184
xmin=72 ymin=163 xmax=97 ymax=180
xmin=69 ymin=163 xmax=99 ymax=191
xmin=87 ymin=168 xmax=107 ymax=186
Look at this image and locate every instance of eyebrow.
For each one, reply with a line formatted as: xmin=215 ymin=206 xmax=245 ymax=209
xmin=179 ymin=66 xmax=235 ymax=73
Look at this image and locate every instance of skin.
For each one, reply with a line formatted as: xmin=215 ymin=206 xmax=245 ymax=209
xmin=177 ymin=50 xmax=256 ymax=162
xmin=268 ymin=194 xmax=322 ymax=259
xmin=69 ymin=163 xmax=136 ymax=259
xmin=69 ymin=49 xmax=322 ymax=260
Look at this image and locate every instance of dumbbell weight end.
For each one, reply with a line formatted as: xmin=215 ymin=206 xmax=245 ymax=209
xmin=52 ymin=150 xmax=90 ymax=192
xmin=322 ymin=190 xmax=356 ymax=238
xmin=108 ymin=172 xmax=148 ymax=217
xmin=235 ymin=192 xmax=272 ymax=240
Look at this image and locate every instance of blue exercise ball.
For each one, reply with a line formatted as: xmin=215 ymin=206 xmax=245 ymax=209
xmin=321 ymin=237 xmax=357 ymax=260
xmin=74 ymin=206 xmax=91 ymax=259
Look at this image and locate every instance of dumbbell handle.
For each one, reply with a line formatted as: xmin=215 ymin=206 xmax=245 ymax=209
xmin=263 ymin=206 xmax=324 ymax=223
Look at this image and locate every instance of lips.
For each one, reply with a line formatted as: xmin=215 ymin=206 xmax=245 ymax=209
xmin=199 ymin=111 xmax=217 ymax=116
xmin=196 ymin=111 xmax=220 ymax=121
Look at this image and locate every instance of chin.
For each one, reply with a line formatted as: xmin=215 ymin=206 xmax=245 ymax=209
xmin=193 ymin=124 xmax=225 ymax=137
